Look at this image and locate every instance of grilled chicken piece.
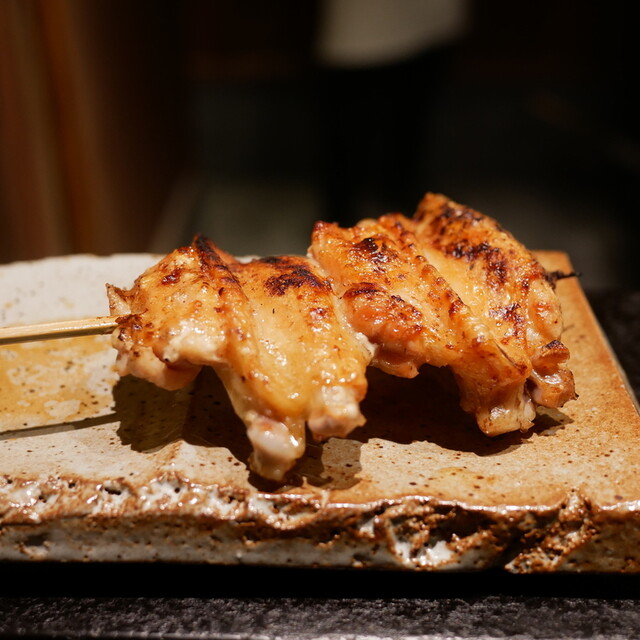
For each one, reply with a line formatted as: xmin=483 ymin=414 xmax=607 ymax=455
xmin=310 ymin=215 xmax=537 ymax=436
xmin=412 ymin=192 xmax=576 ymax=413
xmin=107 ymin=193 xmax=575 ymax=476
xmin=107 ymin=235 xmax=372 ymax=481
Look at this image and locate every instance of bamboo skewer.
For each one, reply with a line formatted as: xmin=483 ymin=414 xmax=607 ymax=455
xmin=0 ymin=316 xmax=119 ymax=346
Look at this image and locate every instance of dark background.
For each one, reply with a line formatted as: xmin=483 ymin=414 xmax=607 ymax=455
xmin=1 ymin=0 xmax=637 ymax=292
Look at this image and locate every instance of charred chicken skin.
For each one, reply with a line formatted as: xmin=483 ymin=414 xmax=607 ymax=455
xmin=107 ymin=195 xmax=576 ymax=479
xmin=412 ymin=193 xmax=576 ymax=415
xmin=107 ymin=235 xmax=372 ymax=481
xmin=310 ymin=215 xmax=538 ymax=436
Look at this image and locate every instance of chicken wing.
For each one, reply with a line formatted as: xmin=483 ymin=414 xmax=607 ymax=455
xmin=412 ymin=192 xmax=576 ymax=412
xmin=309 ymin=215 xmax=537 ymax=436
xmin=108 ymin=235 xmax=372 ymax=481
xmin=107 ymin=193 xmax=576 ymax=478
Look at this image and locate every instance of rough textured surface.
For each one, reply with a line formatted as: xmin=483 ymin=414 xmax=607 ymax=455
xmin=3 ymin=563 xmax=640 ymax=638
xmin=1 ymin=252 xmax=639 ymax=573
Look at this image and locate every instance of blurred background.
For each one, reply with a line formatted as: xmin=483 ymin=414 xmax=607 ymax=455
xmin=1 ymin=0 xmax=637 ymax=291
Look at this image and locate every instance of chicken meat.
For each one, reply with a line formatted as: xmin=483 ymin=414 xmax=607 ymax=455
xmin=412 ymin=193 xmax=576 ymax=417
xmin=310 ymin=214 xmax=539 ymax=436
xmin=107 ymin=234 xmax=373 ymax=481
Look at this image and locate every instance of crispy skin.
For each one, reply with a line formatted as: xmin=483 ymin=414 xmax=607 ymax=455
xmin=412 ymin=192 xmax=576 ymax=411
xmin=309 ymin=215 xmax=537 ymax=435
xmin=106 ymin=237 xmax=227 ymax=392
xmin=108 ymin=235 xmax=372 ymax=481
xmin=107 ymin=194 xmax=576 ymax=477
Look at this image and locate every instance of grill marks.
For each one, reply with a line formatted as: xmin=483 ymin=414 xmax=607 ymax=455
xmin=351 ymin=236 xmax=399 ymax=269
xmin=447 ymin=241 xmax=510 ymax=288
xmin=429 ymin=209 xmax=515 ymax=291
xmin=260 ymin=256 xmax=331 ymax=297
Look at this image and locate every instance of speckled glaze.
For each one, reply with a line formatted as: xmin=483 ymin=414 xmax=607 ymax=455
xmin=1 ymin=252 xmax=639 ymax=572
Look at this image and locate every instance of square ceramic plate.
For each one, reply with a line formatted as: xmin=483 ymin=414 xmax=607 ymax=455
xmin=1 ymin=251 xmax=639 ymax=572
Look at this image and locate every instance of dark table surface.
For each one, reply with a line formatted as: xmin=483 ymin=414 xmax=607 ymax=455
xmin=1 ymin=290 xmax=639 ymax=640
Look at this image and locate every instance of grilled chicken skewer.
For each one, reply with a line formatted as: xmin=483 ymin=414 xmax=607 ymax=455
xmin=0 ymin=194 xmax=576 ymax=480
xmin=107 ymin=235 xmax=372 ymax=481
